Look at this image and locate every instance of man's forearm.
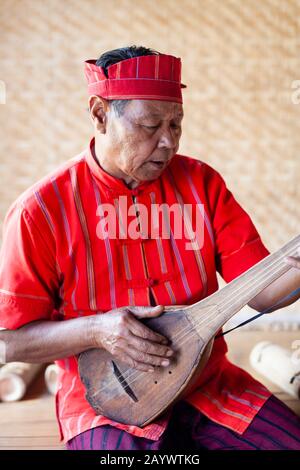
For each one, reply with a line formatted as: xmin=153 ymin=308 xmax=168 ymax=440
xmin=248 ymin=266 xmax=300 ymax=312
xmin=0 ymin=315 xmax=96 ymax=364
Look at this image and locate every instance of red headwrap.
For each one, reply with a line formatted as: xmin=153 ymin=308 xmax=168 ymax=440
xmin=84 ymin=54 xmax=186 ymax=103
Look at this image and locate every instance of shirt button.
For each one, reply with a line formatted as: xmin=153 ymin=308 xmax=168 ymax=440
xmin=132 ymin=188 xmax=139 ymax=196
xmin=148 ymin=278 xmax=155 ymax=287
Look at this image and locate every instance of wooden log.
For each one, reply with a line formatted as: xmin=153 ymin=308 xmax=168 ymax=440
xmin=0 ymin=363 xmax=43 ymax=402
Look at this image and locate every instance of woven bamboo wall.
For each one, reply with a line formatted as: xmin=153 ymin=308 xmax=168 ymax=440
xmin=0 ymin=0 xmax=299 ymax=324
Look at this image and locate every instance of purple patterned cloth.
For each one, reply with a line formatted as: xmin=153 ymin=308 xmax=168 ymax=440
xmin=66 ymin=395 xmax=300 ymax=450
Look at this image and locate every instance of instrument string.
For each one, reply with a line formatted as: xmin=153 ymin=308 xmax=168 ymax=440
xmin=217 ymin=285 xmax=300 ymax=337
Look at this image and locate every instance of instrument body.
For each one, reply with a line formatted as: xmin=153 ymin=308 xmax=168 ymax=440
xmin=79 ymin=308 xmax=214 ymax=426
xmin=78 ymin=235 xmax=300 ymax=426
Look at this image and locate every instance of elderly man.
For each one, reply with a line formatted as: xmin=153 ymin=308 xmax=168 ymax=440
xmin=0 ymin=46 xmax=300 ymax=450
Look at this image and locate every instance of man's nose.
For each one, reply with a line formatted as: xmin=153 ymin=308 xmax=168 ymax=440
xmin=157 ymin=127 xmax=178 ymax=149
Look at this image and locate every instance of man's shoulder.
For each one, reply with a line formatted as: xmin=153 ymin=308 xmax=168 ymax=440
xmin=7 ymin=148 xmax=88 ymax=220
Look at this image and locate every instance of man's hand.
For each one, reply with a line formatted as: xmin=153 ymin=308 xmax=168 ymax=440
xmin=91 ymin=305 xmax=174 ymax=372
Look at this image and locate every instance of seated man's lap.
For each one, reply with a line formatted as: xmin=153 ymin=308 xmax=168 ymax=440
xmin=66 ymin=396 xmax=300 ymax=450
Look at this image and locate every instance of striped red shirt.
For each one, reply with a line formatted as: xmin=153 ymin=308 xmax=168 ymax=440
xmin=0 ymin=137 xmax=271 ymax=442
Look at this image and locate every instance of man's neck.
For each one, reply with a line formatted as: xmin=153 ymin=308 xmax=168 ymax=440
xmin=93 ymin=146 xmax=139 ymax=189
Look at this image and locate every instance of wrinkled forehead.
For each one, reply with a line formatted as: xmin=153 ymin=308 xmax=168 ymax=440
xmin=126 ymin=99 xmax=184 ymax=120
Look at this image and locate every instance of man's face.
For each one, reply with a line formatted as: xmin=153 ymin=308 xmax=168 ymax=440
xmin=96 ymin=99 xmax=183 ymax=187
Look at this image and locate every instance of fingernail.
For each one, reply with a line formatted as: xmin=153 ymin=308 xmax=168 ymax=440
xmin=148 ymin=368 xmax=154 ymax=373
xmin=161 ymin=360 xmax=170 ymax=367
xmin=166 ymin=350 xmax=174 ymax=356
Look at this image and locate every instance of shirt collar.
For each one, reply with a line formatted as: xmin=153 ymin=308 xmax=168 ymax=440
xmin=85 ymin=136 xmax=158 ymax=196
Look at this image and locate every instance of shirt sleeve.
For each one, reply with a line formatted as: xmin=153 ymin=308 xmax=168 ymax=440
xmin=204 ymin=165 xmax=270 ymax=282
xmin=0 ymin=203 xmax=59 ymax=330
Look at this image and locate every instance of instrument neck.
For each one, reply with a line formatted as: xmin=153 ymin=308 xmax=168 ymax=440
xmin=188 ymin=235 xmax=300 ymax=335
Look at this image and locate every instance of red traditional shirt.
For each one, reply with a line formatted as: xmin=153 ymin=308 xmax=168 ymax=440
xmin=0 ymin=137 xmax=271 ymax=442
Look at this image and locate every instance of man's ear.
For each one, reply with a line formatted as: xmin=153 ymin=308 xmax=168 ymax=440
xmin=88 ymin=96 xmax=110 ymax=134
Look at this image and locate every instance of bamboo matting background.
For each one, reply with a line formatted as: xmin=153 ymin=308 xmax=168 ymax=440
xmin=0 ymin=0 xmax=299 ymax=324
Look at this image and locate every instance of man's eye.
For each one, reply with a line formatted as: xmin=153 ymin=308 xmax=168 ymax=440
xmin=142 ymin=125 xmax=159 ymax=130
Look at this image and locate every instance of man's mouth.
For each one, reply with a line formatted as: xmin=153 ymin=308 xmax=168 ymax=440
xmin=148 ymin=160 xmax=165 ymax=169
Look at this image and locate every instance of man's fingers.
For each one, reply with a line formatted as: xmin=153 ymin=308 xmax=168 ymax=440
xmin=114 ymin=348 xmax=155 ymax=372
xmin=114 ymin=344 xmax=172 ymax=371
xmin=126 ymin=347 xmax=171 ymax=368
xmin=128 ymin=334 xmax=174 ymax=358
xmin=125 ymin=359 xmax=155 ymax=373
xmin=129 ymin=305 xmax=164 ymax=319
xmin=127 ymin=314 xmax=168 ymax=344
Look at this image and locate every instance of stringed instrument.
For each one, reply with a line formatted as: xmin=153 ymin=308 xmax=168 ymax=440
xmin=78 ymin=235 xmax=300 ymax=426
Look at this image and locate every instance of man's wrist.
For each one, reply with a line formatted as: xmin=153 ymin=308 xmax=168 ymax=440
xmin=85 ymin=314 xmax=103 ymax=349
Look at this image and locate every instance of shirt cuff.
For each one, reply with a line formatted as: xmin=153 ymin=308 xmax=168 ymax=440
xmin=0 ymin=292 xmax=53 ymax=329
